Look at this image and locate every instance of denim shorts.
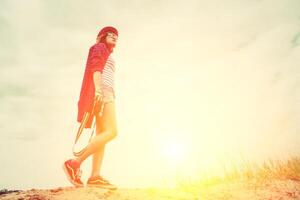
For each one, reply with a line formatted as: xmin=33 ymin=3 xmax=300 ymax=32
xmin=101 ymin=88 xmax=115 ymax=104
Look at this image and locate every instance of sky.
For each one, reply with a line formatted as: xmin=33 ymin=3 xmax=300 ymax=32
xmin=0 ymin=0 xmax=299 ymax=190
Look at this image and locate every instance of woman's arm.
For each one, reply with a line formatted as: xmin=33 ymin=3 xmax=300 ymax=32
xmin=93 ymin=71 xmax=102 ymax=95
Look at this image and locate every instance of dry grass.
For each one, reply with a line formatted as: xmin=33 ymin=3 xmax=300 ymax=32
xmin=175 ymin=156 xmax=300 ymax=199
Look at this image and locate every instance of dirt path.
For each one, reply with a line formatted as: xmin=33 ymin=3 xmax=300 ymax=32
xmin=1 ymin=180 xmax=299 ymax=200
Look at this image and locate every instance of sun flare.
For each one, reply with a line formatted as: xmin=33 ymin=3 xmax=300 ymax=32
xmin=161 ymin=139 xmax=187 ymax=163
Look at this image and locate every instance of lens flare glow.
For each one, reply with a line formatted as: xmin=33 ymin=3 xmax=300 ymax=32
xmin=161 ymin=138 xmax=186 ymax=163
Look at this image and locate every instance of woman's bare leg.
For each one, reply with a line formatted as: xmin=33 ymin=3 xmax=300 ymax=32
xmin=75 ymin=102 xmax=117 ymax=165
xmin=90 ymin=145 xmax=105 ymax=177
xmin=90 ymin=112 xmax=106 ymax=177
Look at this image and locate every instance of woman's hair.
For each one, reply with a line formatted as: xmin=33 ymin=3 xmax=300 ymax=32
xmin=97 ymin=33 xmax=108 ymax=43
xmin=97 ymin=33 xmax=114 ymax=52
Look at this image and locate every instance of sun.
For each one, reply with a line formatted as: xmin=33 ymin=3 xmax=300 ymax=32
xmin=161 ymin=138 xmax=187 ymax=163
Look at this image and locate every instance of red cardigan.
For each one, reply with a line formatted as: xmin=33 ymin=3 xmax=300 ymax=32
xmin=77 ymin=42 xmax=111 ymax=128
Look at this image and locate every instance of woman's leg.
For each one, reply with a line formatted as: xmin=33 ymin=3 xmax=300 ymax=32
xmin=90 ymin=145 xmax=105 ymax=177
xmin=90 ymin=112 xmax=106 ymax=178
xmin=75 ymin=102 xmax=118 ymax=165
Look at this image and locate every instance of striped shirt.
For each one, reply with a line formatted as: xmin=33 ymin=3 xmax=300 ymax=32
xmin=100 ymin=54 xmax=116 ymax=97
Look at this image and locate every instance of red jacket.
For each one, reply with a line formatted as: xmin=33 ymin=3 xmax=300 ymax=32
xmin=77 ymin=42 xmax=111 ymax=128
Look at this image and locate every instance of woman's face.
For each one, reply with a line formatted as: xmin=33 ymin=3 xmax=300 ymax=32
xmin=105 ymin=32 xmax=118 ymax=46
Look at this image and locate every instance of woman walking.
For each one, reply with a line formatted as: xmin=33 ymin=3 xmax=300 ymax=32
xmin=63 ymin=26 xmax=119 ymax=190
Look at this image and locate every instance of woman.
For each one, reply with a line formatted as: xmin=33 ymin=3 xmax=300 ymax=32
xmin=63 ymin=26 xmax=119 ymax=190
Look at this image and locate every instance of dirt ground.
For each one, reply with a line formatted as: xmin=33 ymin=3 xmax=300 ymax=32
xmin=1 ymin=179 xmax=299 ymax=200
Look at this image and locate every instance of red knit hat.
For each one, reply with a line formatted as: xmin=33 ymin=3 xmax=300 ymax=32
xmin=97 ymin=26 xmax=118 ymax=38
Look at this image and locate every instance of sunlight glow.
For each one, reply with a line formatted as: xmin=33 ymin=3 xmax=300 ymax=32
xmin=161 ymin=138 xmax=186 ymax=163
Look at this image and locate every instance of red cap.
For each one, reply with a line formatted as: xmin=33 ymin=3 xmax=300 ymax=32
xmin=97 ymin=26 xmax=118 ymax=38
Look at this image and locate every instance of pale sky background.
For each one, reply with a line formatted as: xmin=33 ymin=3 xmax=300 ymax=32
xmin=0 ymin=0 xmax=299 ymax=190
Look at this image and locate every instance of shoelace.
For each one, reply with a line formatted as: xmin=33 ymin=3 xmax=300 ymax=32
xmin=75 ymin=168 xmax=82 ymax=179
xmin=99 ymin=176 xmax=110 ymax=183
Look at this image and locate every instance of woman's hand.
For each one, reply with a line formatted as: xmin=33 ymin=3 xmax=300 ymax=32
xmin=94 ymin=88 xmax=103 ymax=114
xmin=94 ymin=88 xmax=103 ymax=102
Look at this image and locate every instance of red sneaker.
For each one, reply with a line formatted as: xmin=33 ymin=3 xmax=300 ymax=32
xmin=62 ymin=159 xmax=84 ymax=187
